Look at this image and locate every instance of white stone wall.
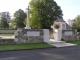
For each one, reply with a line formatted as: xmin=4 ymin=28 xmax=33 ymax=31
xmin=15 ymin=29 xmax=50 ymax=43
xmin=27 ymin=31 xmax=40 ymax=36
xmin=64 ymin=31 xmax=73 ymax=36
xmin=62 ymin=30 xmax=76 ymax=40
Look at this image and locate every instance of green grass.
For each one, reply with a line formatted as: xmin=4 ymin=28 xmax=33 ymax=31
xmin=66 ymin=40 xmax=80 ymax=45
xmin=0 ymin=43 xmax=54 ymax=51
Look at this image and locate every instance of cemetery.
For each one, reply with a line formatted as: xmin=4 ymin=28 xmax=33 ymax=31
xmin=0 ymin=0 xmax=80 ymax=60
xmin=0 ymin=22 xmax=77 ymax=49
xmin=0 ymin=0 xmax=79 ymax=51
xmin=0 ymin=29 xmax=53 ymax=51
xmin=0 ymin=18 xmax=78 ymax=48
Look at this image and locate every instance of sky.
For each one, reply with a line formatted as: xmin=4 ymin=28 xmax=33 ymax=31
xmin=0 ymin=0 xmax=30 ymax=16
xmin=54 ymin=0 xmax=80 ymax=21
xmin=0 ymin=0 xmax=80 ymax=22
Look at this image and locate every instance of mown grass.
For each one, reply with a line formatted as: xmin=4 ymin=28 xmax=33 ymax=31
xmin=0 ymin=43 xmax=54 ymax=51
xmin=66 ymin=40 xmax=80 ymax=45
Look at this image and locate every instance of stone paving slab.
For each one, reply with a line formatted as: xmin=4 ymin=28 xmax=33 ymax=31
xmin=50 ymin=42 xmax=76 ymax=47
xmin=49 ymin=39 xmax=77 ymax=47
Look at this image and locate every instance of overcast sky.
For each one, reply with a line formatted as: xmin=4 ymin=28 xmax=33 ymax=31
xmin=55 ymin=0 xmax=80 ymax=21
xmin=0 ymin=0 xmax=30 ymax=16
xmin=0 ymin=0 xmax=80 ymax=21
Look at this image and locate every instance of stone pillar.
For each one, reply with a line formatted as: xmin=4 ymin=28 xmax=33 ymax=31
xmin=43 ymin=29 xmax=50 ymax=42
xmin=54 ymin=29 xmax=62 ymax=41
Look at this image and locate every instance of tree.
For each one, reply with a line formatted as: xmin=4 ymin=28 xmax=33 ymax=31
xmin=72 ymin=15 xmax=80 ymax=32
xmin=29 ymin=0 xmax=63 ymax=29
xmin=13 ymin=9 xmax=26 ymax=28
xmin=9 ymin=19 xmax=17 ymax=29
xmin=0 ymin=16 xmax=9 ymax=29
xmin=0 ymin=12 xmax=11 ymax=22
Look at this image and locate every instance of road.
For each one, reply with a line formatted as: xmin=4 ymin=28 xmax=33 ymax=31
xmin=0 ymin=46 xmax=80 ymax=60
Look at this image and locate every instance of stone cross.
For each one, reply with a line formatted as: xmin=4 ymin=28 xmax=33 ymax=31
xmin=26 ymin=6 xmax=31 ymax=29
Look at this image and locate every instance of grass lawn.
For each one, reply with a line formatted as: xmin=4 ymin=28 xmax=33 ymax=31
xmin=66 ymin=40 xmax=80 ymax=45
xmin=0 ymin=43 xmax=54 ymax=51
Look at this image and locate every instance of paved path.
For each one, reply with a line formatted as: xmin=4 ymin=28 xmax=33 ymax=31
xmin=0 ymin=46 xmax=80 ymax=60
xmin=49 ymin=39 xmax=76 ymax=47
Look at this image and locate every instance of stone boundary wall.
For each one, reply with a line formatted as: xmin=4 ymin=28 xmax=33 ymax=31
xmin=0 ymin=30 xmax=16 ymax=44
xmin=0 ymin=29 xmax=50 ymax=44
xmin=62 ymin=30 xmax=76 ymax=41
xmin=14 ymin=29 xmax=50 ymax=44
xmin=0 ymin=39 xmax=14 ymax=44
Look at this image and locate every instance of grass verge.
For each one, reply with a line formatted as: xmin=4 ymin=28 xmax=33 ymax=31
xmin=0 ymin=43 xmax=54 ymax=51
xmin=66 ymin=40 xmax=80 ymax=45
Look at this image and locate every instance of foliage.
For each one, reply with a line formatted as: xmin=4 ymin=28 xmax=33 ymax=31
xmin=0 ymin=16 xmax=9 ymax=28
xmin=29 ymin=0 xmax=63 ymax=29
xmin=13 ymin=9 xmax=26 ymax=28
xmin=10 ymin=19 xmax=18 ymax=29
xmin=72 ymin=15 xmax=80 ymax=32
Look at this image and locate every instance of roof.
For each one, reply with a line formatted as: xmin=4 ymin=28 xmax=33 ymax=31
xmin=55 ymin=18 xmax=65 ymax=22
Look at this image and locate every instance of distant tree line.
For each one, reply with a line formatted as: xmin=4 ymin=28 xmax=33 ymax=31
xmin=72 ymin=15 xmax=80 ymax=32
xmin=0 ymin=9 xmax=27 ymax=29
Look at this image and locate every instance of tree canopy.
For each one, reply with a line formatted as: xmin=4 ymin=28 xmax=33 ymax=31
xmin=13 ymin=9 xmax=26 ymax=28
xmin=72 ymin=15 xmax=80 ymax=32
xmin=0 ymin=15 xmax=9 ymax=28
xmin=29 ymin=0 xmax=63 ymax=29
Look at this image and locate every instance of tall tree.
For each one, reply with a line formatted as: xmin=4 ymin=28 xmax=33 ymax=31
xmin=72 ymin=15 xmax=80 ymax=32
xmin=14 ymin=9 xmax=26 ymax=28
xmin=29 ymin=0 xmax=63 ymax=29
xmin=9 ymin=19 xmax=17 ymax=29
xmin=0 ymin=17 xmax=9 ymax=28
